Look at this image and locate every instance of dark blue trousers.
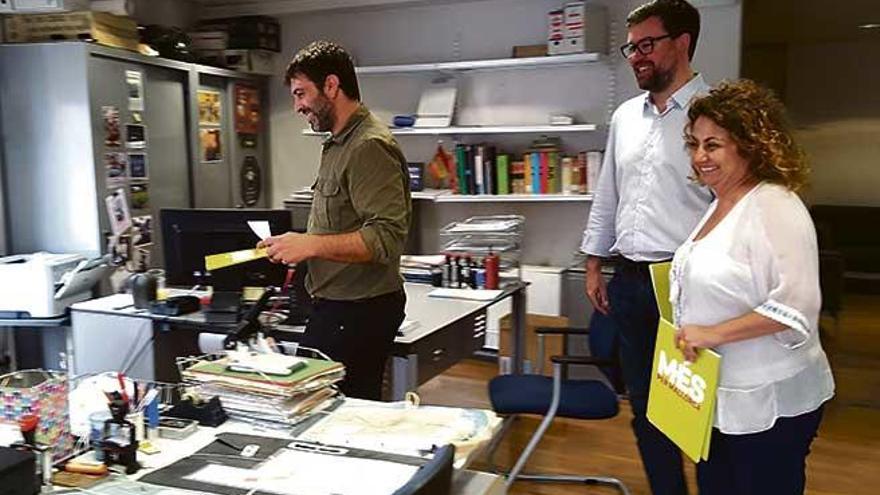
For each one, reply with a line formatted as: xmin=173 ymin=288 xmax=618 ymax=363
xmin=607 ymin=261 xmax=689 ymax=495
xmin=697 ymin=407 xmax=824 ymax=495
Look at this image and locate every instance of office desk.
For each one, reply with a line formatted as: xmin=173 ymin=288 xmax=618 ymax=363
xmin=56 ymin=397 xmax=504 ymax=495
xmin=69 ymin=282 xmax=527 ymax=399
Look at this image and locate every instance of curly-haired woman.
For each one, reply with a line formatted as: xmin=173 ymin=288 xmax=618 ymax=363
xmin=671 ymin=79 xmax=834 ymax=495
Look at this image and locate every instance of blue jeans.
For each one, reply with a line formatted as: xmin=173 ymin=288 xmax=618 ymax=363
xmin=697 ymin=406 xmax=824 ymax=495
xmin=607 ymin=261 xmax=688 ymax=495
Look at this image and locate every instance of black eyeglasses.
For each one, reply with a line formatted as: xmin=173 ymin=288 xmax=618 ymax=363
xmin=619 ymin=34 xmax=674 ymax=58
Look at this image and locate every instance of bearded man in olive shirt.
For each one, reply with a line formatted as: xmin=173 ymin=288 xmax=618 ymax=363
xmin=260 ymin=41 xmax=411 ymax=400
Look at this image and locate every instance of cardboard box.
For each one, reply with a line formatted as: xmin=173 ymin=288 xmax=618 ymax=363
xmin=3 ymin=10 xmax=139 ymax=51
xmin=197 ymin=16 xmax=280 ymax=52
xmin=499 ymin=313 xmax=569 ymax=375
xmin=512 ymin=44 xmax=547 ymax=58
xmin=224 ymin=49 xmax=276 ymax=75
xmin=546 ymin=9 xmax=565 ymax=55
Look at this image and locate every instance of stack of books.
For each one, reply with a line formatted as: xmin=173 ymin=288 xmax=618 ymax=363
xmin=181 ymin=351 xmax=345 ymax=427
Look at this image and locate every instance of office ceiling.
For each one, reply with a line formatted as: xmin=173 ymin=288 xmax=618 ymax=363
xmin=744 ymin=0 xmax=880 ymax=45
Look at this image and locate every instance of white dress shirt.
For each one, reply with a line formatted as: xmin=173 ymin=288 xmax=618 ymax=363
xmin=581 ymin=74 xmax=713 ymax=261
xmin=671 ymin=182 xmax=835 ymax=434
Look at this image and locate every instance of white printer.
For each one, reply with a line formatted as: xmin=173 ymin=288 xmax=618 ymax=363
xmin=0 ymin=252 xmax=111 ymax=318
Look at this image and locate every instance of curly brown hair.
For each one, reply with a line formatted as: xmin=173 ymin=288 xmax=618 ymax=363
xmin=685 ymin=79 xmax=808 ymax=191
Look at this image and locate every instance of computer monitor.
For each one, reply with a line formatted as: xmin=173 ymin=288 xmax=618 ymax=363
xmin=160 ymin=208 xmax=295 ymax=290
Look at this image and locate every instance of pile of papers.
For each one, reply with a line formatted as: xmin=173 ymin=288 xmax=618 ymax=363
xmin=399 ymin=254 xmax=445 ymax=284
xmin=181 ymin=352 xmax=345 ymax=427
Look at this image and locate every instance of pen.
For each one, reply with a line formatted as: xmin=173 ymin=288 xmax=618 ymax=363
xmin=214 ymin=436 xmax=243 ymax=452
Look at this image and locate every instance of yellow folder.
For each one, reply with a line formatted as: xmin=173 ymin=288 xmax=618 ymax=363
xmin=204 ymin=247 xmax=268 ymax=271
xmin=646 ymin=262 xmax=721 ymax=462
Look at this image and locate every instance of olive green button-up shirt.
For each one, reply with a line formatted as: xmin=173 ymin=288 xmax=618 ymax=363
xmin=306 ymin=104 xmax=411 ymax=300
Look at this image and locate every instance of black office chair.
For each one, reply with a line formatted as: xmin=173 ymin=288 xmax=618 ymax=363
xmin=392 ymin=444 xmax=455 ymax=495
xmin=485 ymin=312 xmax=630 ymax=493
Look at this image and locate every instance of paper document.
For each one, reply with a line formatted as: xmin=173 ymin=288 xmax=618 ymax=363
xmin=184 ymin=448 xmax=419 ymax=495
xmin=646 ymin=262 xmax=721 ymax=462
xmin=428 ymin=288 xmax=503 ymax=301
xmin=248 ymin=220 xmax=272 ymax=240
xmin=205 ymin=247 xmax=267 ymax=271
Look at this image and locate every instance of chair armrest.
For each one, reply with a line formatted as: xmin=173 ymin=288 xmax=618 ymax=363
xmin=535 ymin=326 xmax=589 ymax=336
xmin=550 ymin=354 xmax=616 ymax=367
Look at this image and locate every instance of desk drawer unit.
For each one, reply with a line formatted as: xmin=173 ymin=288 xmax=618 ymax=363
xmin=398 ymin=309 xmax=486 ymax=386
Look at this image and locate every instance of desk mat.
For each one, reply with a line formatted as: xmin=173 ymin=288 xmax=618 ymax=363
xmin=139 ymin=432 xmax=428 ymax=495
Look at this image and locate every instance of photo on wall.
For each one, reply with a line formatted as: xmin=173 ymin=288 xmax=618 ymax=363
xmin=125 ymin=70 xmax=144 ymax=111
xmin=104 ymin=188 xmax=132 ymax=236
xmin=200 ymin=128 xmax=223 ymax=162
xmin=126 ymin=124 xmax=146 ymax=148
xmin=128 ymin=153 xmax=148 ymax=179
xmin=131 ymin=215 xmax=153 ymax=246
xmin=198 ymin=89 xmax=222 ymax=126
xmin=129 ymin=182 xmax=150 ymax=210
xmin=104 ymin=152 xmax=127 ymax=186
xmin=102 ymin=106 xmax=121 ymax=147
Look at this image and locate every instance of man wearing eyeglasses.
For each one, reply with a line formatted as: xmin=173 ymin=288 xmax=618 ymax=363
xmin=580 ymin=1 xmax=712 ymax=493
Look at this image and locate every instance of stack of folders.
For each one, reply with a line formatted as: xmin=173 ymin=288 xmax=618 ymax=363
xmin=399 ymin=254 xmax=446 ymax=284
xmin=181 ymin=352 xmax=345 ymax=427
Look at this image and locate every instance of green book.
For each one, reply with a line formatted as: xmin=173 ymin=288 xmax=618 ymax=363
xmin=188 ymin=355 xmax=343 ymax=386
xmin=496 ymin=154 xmax=509 ymax=195
xmin=455 ymin=145 xmax=468 ymax=194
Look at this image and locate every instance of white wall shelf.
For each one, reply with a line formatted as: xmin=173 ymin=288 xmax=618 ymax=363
xmin=354 ymin=52 xmax=602 ymax=74
xmin=303 ymin=124 xmax=598 ymax=137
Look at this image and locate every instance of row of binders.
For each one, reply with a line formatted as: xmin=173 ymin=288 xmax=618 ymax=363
xmin=453 ymin=141 xmax=602 ymax=196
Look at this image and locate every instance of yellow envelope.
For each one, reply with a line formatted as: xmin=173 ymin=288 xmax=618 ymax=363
xmin=205 ymin=247 xmax=268 ymax=271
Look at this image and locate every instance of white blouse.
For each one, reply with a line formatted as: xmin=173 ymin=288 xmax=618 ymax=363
xmin=670 ymin=182 xmax=834 ymax=434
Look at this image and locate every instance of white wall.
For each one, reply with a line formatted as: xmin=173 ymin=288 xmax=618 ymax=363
xmin=785 ymin=41 xmax=880 ymax=207
xmin=265 ymin=0 xmax=741 ymax=263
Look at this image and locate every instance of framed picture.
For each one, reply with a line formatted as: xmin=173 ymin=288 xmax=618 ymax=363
xmin=104 ymin=152 xmax=127 ymax=186
xmin=129 ymin=182 xmax=150 ymax=210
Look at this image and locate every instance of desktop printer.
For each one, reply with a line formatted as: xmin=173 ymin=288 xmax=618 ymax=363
xmin=0 ymin=252 xmax=111 ymax=318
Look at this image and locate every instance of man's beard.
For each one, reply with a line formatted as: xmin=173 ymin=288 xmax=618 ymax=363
xmin=635 ymin=62 xmax=674 ymax=93
xmin=307 ymin=95 xmax=334 ymax=133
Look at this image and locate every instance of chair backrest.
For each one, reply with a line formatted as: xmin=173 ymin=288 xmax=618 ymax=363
xmin=392 ymin=444 xmax=455 ymax=495
xmin=588 ymin=311 xmax=626 ymax=394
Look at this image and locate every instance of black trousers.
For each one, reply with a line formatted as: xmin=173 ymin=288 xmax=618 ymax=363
xmin=697 ymin=406 xmax=824 ymax=495
xmin=300 ymin=290 xmax=406 ymax=400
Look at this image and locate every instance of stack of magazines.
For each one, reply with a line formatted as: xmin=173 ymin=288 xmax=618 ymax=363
xmin=179 ymin=351 xmax=345 ymax=427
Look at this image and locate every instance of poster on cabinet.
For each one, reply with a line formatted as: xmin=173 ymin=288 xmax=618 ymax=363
xmin=234 ymin=84 xmax=260 ymax=134
xmin=198 ymin=89 xmax=222 ymax=126
xmin=200 ymin=128 xmax=223 ymax=162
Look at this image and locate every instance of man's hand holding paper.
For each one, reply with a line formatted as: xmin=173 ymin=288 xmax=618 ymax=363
xmin=259 ymin=232 xmax=314 ymax=265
